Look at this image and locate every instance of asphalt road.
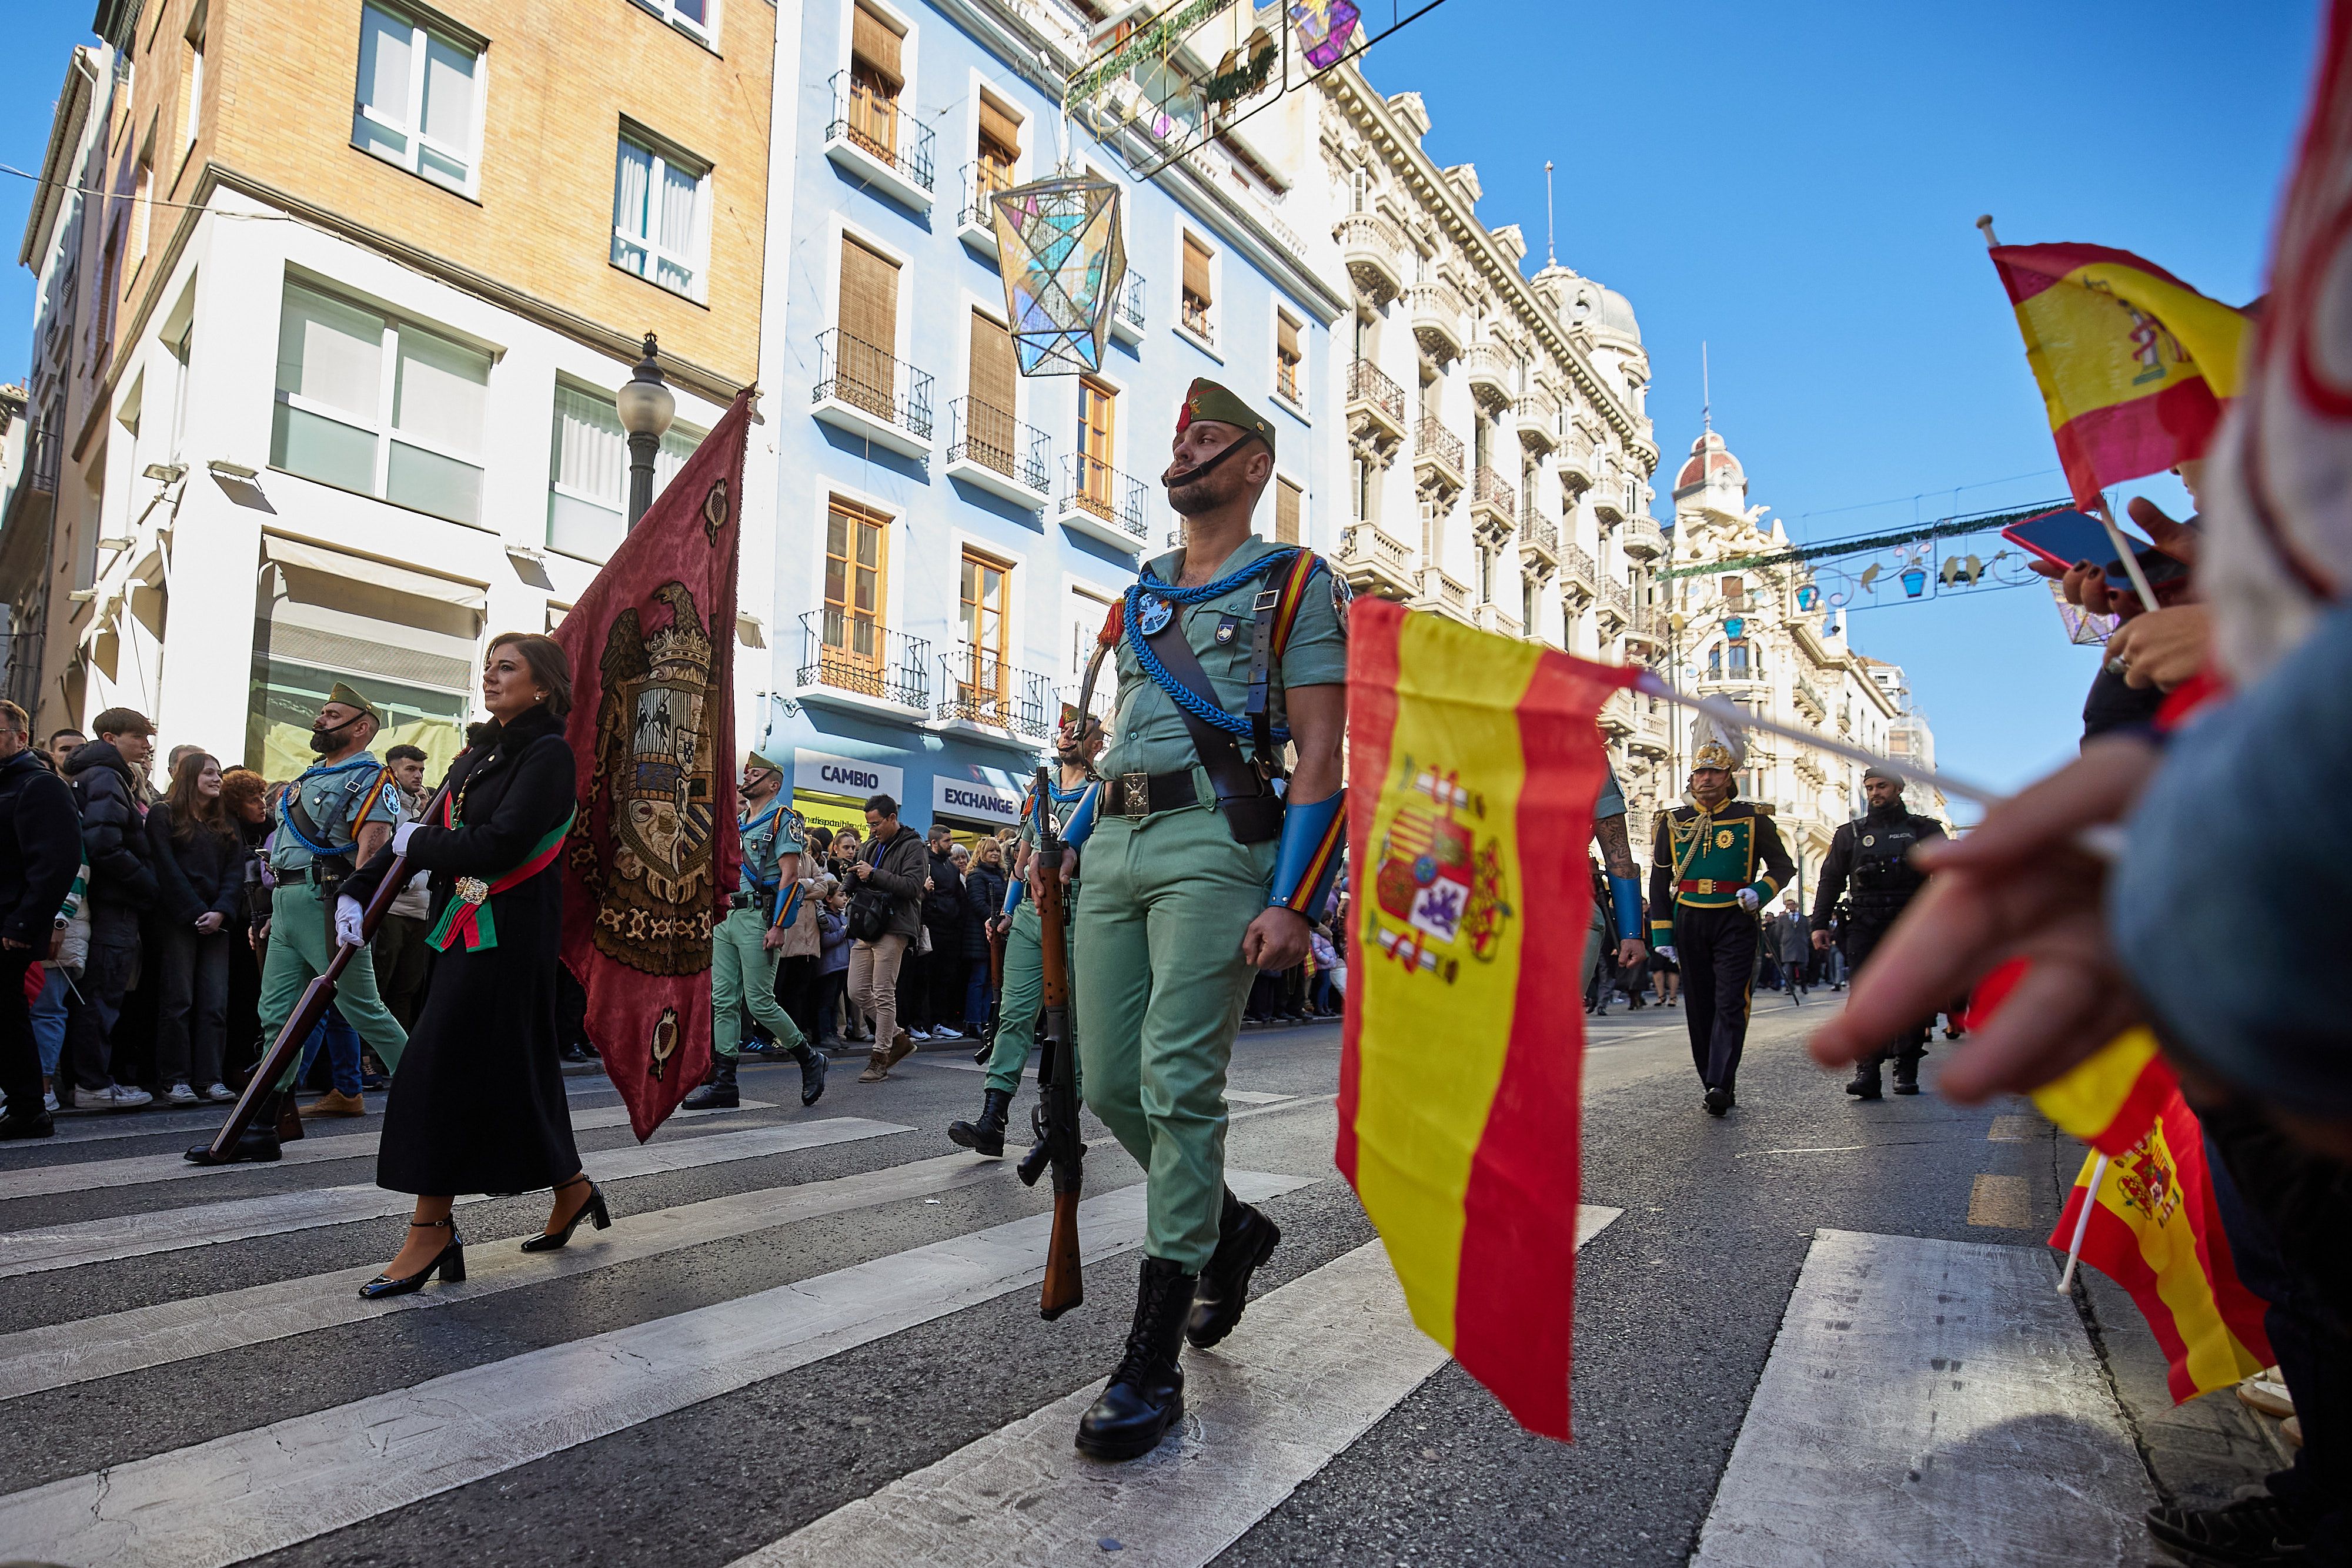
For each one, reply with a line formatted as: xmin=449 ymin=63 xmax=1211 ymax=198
xmin=0 ymin=992 xmax=2284 ymax=1566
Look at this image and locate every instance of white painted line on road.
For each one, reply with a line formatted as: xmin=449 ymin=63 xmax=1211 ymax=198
xmin=27 ymin=1102 xmax=343 ymax=1148
xmin=1224 ymin=1091 xmax=1293 ymax=1105
xmin=912 ymin=1055 xmax=990 ymax=1073
xmin=1229 ymin=1093 xmax=1335 ymax=1124
xmin=0 ymin=1118 xmax=908 ymax=1281
xmin=0 ymin=1100 xmax=780 ymax=1202
xmin=740 ymin=1205 xmax=1622 ymax=1568
xmin=1689 ymin=1229 xmax=2155 ymax=1568
xmin=0 ymin=1152 xmax=1017 ymax=1404
xmin=0 ymin=1170 xmax=1312 ymax=1568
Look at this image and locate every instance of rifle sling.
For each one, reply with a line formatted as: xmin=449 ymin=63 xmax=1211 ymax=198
xmin=1141 ymin=611 xmax=1283 ymax=845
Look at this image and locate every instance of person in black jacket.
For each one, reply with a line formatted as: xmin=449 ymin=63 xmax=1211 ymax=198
xmin=61 ymin=708 xmax=159 ymax=1111
xmin=960 ymin=839 xmax=1007 ymax=1036
xmin=0 ymin=700 xmax=81 ymax=1136
xmin=145 ymin=751 xmax=246 ymax=1105
xmin=920 ymin=828 xmax=967 ymax=1041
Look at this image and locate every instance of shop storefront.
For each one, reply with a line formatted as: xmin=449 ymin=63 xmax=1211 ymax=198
xmin=790 ymin=748 xmax=903 ymax=843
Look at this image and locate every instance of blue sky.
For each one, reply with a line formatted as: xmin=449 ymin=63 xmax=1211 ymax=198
xmin=0 ymin=2 xmax=2322 ymax=810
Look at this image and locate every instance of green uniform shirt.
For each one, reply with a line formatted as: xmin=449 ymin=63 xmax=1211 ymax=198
xmin=1645 ymin=800 xmax=1796 ymax=945
xmin=1099 ymin=535 xmax=1348 ymax=781
xmin=269 ymin=752 xmax=402 ymax=875
xmin=737 ymin=799 xmax=802 ymax=892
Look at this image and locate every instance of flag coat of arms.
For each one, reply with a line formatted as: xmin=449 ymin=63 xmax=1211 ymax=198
xmin=556 ymin=389 xmax=750 ymax=1141
xmin=1338 ymin=597 xmax=1636 ymax=1440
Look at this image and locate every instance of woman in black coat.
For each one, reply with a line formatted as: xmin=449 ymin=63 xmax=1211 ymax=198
xmin=146 ymin=752 xmax=249 ymax=1103
xmin=341 ymin=632 xmax=596 ymax=1300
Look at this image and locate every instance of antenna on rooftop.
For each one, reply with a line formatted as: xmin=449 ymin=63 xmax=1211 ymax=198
xmin=1544 ymin=161 xmax=1556 ymax=268
xmin=1702 ymin=340 xmax=1711 ymax=433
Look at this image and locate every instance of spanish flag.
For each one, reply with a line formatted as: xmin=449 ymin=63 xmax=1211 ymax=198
xmin=2032 ymin=1028 xmax=2273 ymax=1402
xmin=1338 ymin=597 xmax=1635 ymax=1440
xmin=1988 ymin=243 xmax=2249 ymax=507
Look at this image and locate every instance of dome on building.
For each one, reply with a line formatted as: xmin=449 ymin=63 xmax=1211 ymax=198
xmin=1591 ymin=286 xmax=1641 ymax=342
xmin=1673 ymin=428 xmax=1745 ymax=497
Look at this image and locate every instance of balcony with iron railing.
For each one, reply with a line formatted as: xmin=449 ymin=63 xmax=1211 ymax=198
xmin=933 ymin=643 xmax=1054 ymax=746
xmin=945 ymin=398 xmax=1050 ymax=507
xmin=1346 ymin=358 xmax=1406 ymax=446
xmin=1624 ymin=604 xmax=1666 ymax=657
xmin=1794 ymin=674 xmax=1829 ymax=720
xmin=1180 ymin=290 xmax=1215 ymax=347
xmin=1468 ymin=466 xmax=1516 ymax=534
xmin=1056 ymin=452 xmax=1148 ymax=551
xmin=1559 ymin=541 xmax=1596 ymax=602
xmin=826 ymin=72 xmax=937 ymax=210
xmin=796 ymin=610 xmax=930 ymax=715
xmin=956 ymin=161 xmax=1014 ymax=258
xmin=1597 ymin=577 xmax=1632 ymax=627
xmin=1334 ymin=209 xmax=1405 ymax=305
xmin=1110 ymin=268 xmax=1145 ymax=345
xmin=1518 ymin=504 xmax=1558 ymax=562
xmin=811 ymin=329 xmax=935 ymax=460
xmin=24 ymin=427 xmax=59 ymax=496
xmin=1412 ymin=416 xmax=1464 ymax=493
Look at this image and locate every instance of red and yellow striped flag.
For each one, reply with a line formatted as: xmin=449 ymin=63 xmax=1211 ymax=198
xmin=1988 ymin=242 xmax=2250 ymax=507
xmin=1338 ymin=598 xmax=1636 ymax=1440
xmin=2032 ymin=1028 xmax=2273 ymax=1402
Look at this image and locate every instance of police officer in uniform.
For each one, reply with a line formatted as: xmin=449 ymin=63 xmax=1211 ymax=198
xmin=948 ymin=719 xmax=1100 ymax=1157
xmin=1810 ymin=764 xmax=1946 ymax=1098
xmin=1047 ymin=379 xmax=1347 ymax=1462
xmin=199 ymin=685 xmax=408 ymax=1162
xmin=1648 ymin=718 xmax=1795 ymax=1116
xmin=688 ymin=748 xmax=827 ymax=1111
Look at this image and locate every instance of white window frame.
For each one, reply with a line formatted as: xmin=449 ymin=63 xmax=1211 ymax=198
xmin=612 ymin=126 xmax=713 ymax=304
xmin=182 ymin=1 xmax=206 ymax=153
xmin=631 ymin=0 xmax=720 ymax=46
xmin=545 ymin=377 xmax=706 ymax=562
xmin=351 ymin=2 xmax=487 ymax=199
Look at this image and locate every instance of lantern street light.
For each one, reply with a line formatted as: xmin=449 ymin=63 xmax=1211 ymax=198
xmin=617 ymin=333 xmax=676 ymax=529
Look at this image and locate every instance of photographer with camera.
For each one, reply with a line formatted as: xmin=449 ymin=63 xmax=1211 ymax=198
xmin=1812 ymin=764 xmax=1946 ymax=1099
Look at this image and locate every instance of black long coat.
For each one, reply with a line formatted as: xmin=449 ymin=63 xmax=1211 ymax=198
xmin=345 ymin=704 xmax=580 ymax=1196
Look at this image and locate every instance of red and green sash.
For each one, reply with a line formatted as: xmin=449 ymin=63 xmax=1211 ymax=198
xmin=425 ymin=798 xmax=575 ymax=954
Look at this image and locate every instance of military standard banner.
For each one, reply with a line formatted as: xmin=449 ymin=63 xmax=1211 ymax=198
xmin=556 ymin=389 xmax=751 ymax=1142
xmin=1338 ymin=597 xmax=1636 ymax=1440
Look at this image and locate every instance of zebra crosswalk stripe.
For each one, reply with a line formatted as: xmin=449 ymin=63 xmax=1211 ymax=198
xmin=0 ymin=1170 xmax=1314 ymax=1568
xmin=741 ymin=1204 xmax=1622 ymax=1568
xmin=0 ymin=1116 xmax=908 ymax=1281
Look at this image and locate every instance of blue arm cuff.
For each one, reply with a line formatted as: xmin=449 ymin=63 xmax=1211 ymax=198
xmin=1268 ymin=790 xmax=1347 ymax=922
xmin=1063 ymin=782 xmax=1100 ymax=851
xmin=1608 ymin=874 xmax=1642 ymax=941
xmin=1003 ymin=874 xmax=1025 ymax=917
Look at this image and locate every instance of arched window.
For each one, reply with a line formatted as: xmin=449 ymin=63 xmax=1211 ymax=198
xmin=1707 ymin=643 xmax=1722 ymax=678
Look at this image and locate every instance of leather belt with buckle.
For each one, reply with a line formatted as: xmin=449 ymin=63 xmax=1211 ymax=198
xmin=1113 ymin=770 xmax=1200 ymax=818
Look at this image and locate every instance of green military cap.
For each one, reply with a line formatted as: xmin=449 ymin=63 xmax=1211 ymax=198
xmin=1176 ymin=377 xmax=1276 ymax=458
xmin=325 ymin=682 xmax=382 ymax=726
xmin=746 ymin=745 xmax=789 ymax=773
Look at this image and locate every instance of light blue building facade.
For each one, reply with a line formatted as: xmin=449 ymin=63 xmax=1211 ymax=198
xmin=756 ymin=0 xmax=1345 ymax=840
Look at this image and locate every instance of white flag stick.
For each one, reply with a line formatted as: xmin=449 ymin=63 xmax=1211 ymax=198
xmin=2057 ymin=1152 xmax=2109 ymax=1293
xmin=2089 ymin=501 xmax=2162 ymax=615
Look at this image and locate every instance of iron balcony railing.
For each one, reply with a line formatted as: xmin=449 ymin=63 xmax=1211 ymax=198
xmin=1115 ymin=268 xmax=1146 ymax=332
xmin=813 ymin=329 xmax=935 ymax=444
xmin=1347 ymin=359 xmax=1405 ymax=425
xmin=938 ymin=643 xmax=1053 ymax=738
xmin=1181 ymin=291 xmax=1215 ymax=344
xmin=830 ymin=71 xmax=936 ymax=193
xmin=1600 ymin=579 xmax=1632 ymax=618
xmin=25 ymin=428 xmax=58 ymax=495
xmin=1471 ymin=465 xmax=1516 ymax=519
xmin=1061 ymin=452 xmax=1147 ymax=542
xmin=799 ymin=610 xmax=929 ymax=709
xmin=1519 ymin=507 xmax=1557 ymax=553
xmin=1412 ymin=416 xmax=1464 ymax=476
xmin=959 ymin=159 xmax=1014 ymax=232
xmin=947 ymin=398 xmax=1049 ymax=493
xmin=1561 ymin=542 xmax=1597 ymax=587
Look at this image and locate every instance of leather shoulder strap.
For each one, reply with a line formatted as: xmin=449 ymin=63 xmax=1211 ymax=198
xmin=1141 ymin=611 xmax=1282 ymax=844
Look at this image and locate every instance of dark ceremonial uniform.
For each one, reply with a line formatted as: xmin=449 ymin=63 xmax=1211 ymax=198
xmin=1812 ymin=801 xmax=1945 ymax=1095
xmin=1648 ymin=801 xmax=1794 ymax=1106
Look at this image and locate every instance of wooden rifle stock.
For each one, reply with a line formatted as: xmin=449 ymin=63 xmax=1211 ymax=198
xmin=1027 ymin=764 xmax=1085 ymax=1321
xmin=1040 ymin=1186 xmax=1084 ymax=1320
xmin=195 ymin=778 xmax=453 ymax=1162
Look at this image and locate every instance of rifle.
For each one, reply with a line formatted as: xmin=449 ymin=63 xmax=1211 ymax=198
xmin=1014 ymin=764 xmax=1084 ymax=1320
xmin=188 ymin=777 xmax=453 ymax=1165
xmin=979 ymin=904 xmax=1008 ymax=1066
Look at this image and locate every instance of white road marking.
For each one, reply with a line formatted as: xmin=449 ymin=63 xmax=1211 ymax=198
xmin=1689 ymin=1229 xmax=2156 ymax=1567
xmin=0 ymin=1152 xmax=1016 ymax=1403
xmin=741 ymin=1205 xmax=1621 ymax=1568
xmin=0 ymin=1100 xmax=780 ymax=1202
xmin=0 ymin=1171 xmax=1312 ymax=1568
xmin=0 ymin=1118 xmax=908 ymax=1281
xmin=1222 ymin=1091 xmax=1292 ymax=1105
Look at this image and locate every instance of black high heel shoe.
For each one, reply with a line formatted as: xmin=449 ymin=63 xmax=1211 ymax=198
xmin=359 ymin=1218 xmax=466 ymax=1300
xmin=521 ymin=1175 xmax=609 ymax=1253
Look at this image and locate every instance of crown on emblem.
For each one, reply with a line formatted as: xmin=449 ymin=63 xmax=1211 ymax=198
xmin=644 ymin=610 xmax=714 ymax=679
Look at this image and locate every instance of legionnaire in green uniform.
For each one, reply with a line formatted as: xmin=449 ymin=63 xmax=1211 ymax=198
xmin=1044 ymin=379 xmax=1348 ymax=1463
xmin=948 ymin=720 xmax=1101 ymax=1158
xmin=1647 ymin=718 xmax=1795 ymax=1117
xmin=688 ymin=749 xmax=828 ymax=1111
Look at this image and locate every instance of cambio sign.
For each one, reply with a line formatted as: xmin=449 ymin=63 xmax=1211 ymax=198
xmin=932 ymin=772 xmax=1025 ymax=828
xmin=794 ymin=749 xmax=904 ymax=802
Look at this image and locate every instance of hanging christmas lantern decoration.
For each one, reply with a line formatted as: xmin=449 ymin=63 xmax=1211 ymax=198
xmin=1723 ymin=616 xmax=1745 ymax=640
xmin=1291 ymin=1 xmax=1362 ymax=70
xmin=1795 ymin=583 xmax=1819 ymax=612
xmin=993 ymin=172 xmax=1127 ymax=376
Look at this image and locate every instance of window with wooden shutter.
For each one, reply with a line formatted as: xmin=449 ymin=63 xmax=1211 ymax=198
xmin=976 ymin=93 xmax=1019 ymax=201
xmin=958 ymin=549 xmax=1011 ymax=714
xmin=1275 ymin=476 xmax=1302 ymax=544
xmin=824 ymin=497 xmax=889 ymax=674
xmin=967 ymin=310 xmax=1017 ymax=475
xmin=849 ymin=4 xmax=903 ymax=158
xmin=1181 ymin=235 xmax=1212 ymax=338
xmin=1275 ymin=310 xmax=1301 ymax=403
xmin=1077 ymin=377 xmax=1116 ymax=518
xmin=837 ymin=236 xmax=900 ymax=415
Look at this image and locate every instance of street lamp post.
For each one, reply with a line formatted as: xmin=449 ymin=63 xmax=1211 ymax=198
xmin=617 ymin=333 xmax=676 ymax=529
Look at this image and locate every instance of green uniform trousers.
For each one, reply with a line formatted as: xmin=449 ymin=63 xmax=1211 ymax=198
xmin=982 ymin=892 xmax=1084 ymax=1099
xmin=1073 ymin=803 xmax=1275 ymax=1272
xmin=263 ymin=882 xmax=407 ymax=1091
xmin=713 ymin=906 xmax=805 ymax=1059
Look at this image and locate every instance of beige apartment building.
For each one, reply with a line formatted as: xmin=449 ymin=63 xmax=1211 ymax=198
xmin=1 ymin=0 xmax=773 ymax=776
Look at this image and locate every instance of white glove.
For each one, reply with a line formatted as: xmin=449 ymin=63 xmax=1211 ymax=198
xmin=1736 ymin=887 xmax=1760 ymax=912
xmin=1655 ymin=945 xmax=1678 ymax=962
xmin=334 ymin=896 xmax=366 ymax=950
xmin=392 ymin=820 xmax=419 ymax=855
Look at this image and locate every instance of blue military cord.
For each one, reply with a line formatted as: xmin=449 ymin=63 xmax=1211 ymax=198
xmin=1123 ymin=546 xmax=1306 ymax=744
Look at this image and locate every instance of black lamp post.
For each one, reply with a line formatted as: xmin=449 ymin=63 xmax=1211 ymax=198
xmin=617 ymin=332 xmax=676 ymax=529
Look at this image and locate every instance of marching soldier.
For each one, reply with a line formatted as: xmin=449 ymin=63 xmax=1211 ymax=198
xmin=1648 ymin=718 xmax=1795 ymax=1116
xmin=687 ymin=749 xmax=827 ymax=1111
xmin=1811 ymin=764 xmax=1945 ymax=1098
xmin=1048 ymin=379 xmax=1347 ymax=1462
xmin=948 ymin=718 xmax=1101 ymax=1157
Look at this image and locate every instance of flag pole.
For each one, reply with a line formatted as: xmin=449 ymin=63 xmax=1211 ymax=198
xmin=2057 ymin=1154 xmax=2108 ymax=1293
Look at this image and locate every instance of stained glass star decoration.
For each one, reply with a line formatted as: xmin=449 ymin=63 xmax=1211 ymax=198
xmin=993 ymin=173 xmax=1128 ymax=376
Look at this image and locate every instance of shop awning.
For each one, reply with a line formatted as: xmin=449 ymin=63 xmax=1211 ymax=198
xmin=262 ymin=536 xmax=489 ymax=611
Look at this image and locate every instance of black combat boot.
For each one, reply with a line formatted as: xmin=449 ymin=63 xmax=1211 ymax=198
xmin=1075 ymin=1256 xmax=1196 ymax=1462
xmin=1891 ymin=1051 xmax=1923 ymax=1096
xmin=948 ymin=1089 xmax=1013 ymax=1156
xmin=683 ymin=1052 xmax=739 ymax=1111
xmin=1845 ymin=1057 xmax=1883 ymax=1100
xmin=790 ymin=1041 xmax=828 ymax=1106
xmin=185 ymin=1091 xmax=286 ymax=1165
xmin=1188 ymin=1188 xmax=1282 ymax=1349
